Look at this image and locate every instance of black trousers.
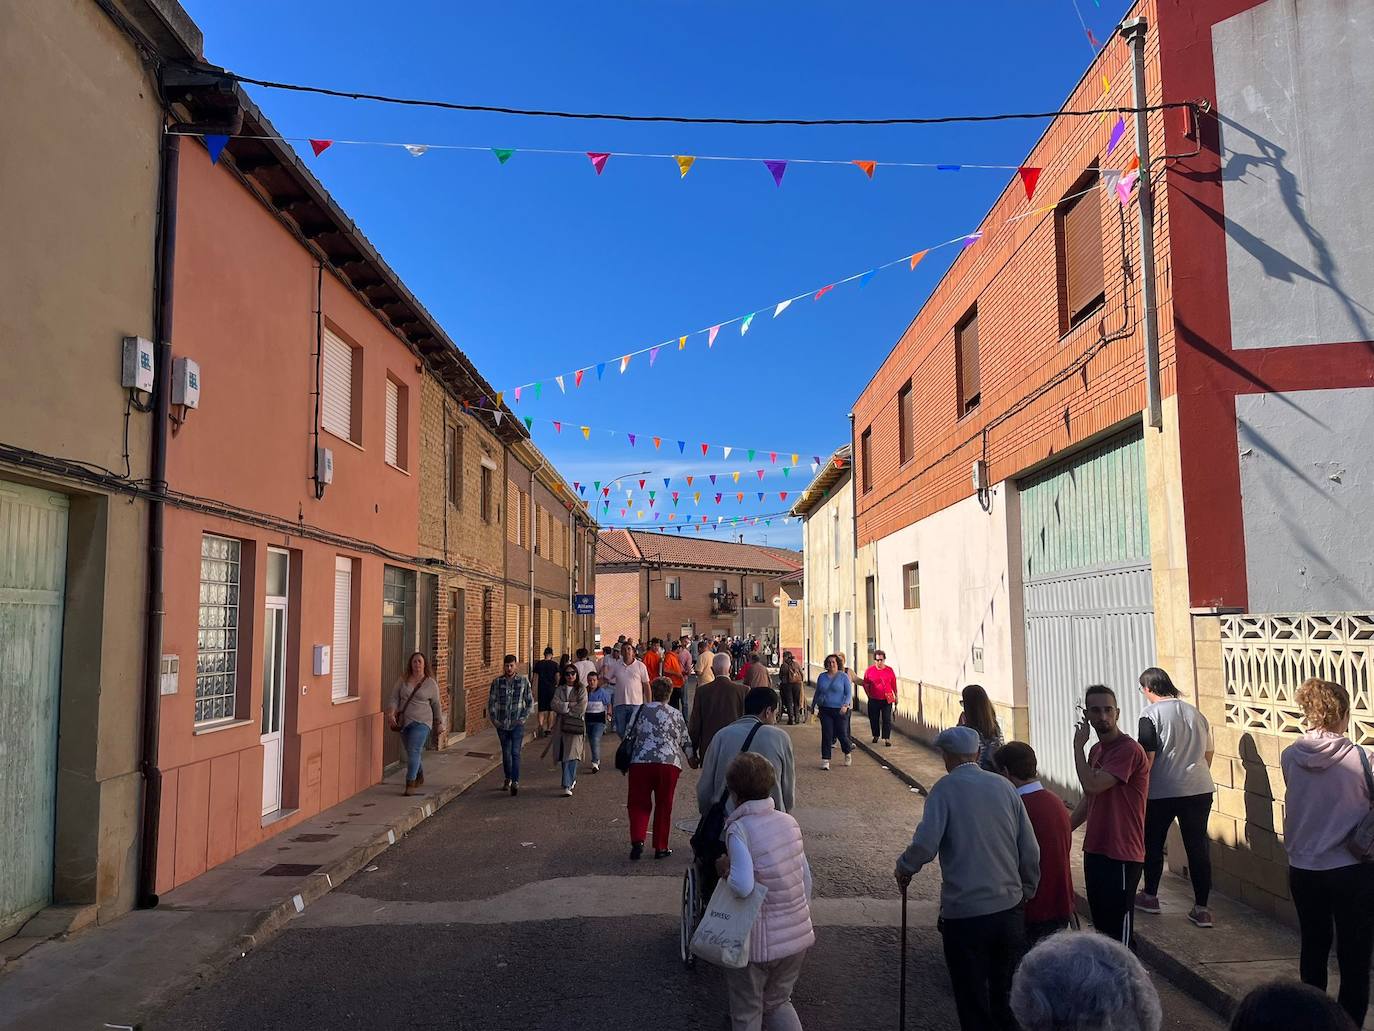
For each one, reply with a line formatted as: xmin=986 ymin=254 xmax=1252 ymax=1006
xmin=1142 ymin=792 xmax=1213 ymax=904
xmin=868 ymin=699 xmax=893 ymax=740
xmin=1290 ymin=863 xmax=1374 ymax=1027
xmin=779 ymin=682 xmax=802 ymax=723
xmin=938 ymin=905 xmax=1026 ymax=1031
xmin=1083 ymin=851 xmax=1143 ymax=950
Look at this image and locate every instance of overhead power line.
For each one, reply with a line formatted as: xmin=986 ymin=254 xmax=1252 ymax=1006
xmin=211 ymin=68 xmax=1195 ymax=127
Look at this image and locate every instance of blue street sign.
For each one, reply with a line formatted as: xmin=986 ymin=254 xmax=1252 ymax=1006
xmin=573 ymin=594 xmax=595 ymax=615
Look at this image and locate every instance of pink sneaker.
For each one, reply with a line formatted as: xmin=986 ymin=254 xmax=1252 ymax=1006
xmin=1135 ymin=892 xmax=1162 ymax=915
xmin=1188 ymin=906 xmax=1214 ymax=928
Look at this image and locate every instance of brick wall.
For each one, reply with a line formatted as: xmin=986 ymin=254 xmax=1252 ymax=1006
xmin=854 ymin=0 xmax=1173 ymax=546
xmin=418 ymin=375 xmax=508 ymax=739
xmin=596 ymin=570 xmax=642 ymax=644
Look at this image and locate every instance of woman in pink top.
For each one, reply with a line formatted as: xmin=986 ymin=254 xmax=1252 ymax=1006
xmin=861 ymin=650 xmax=898 ymax=747
xmin=1280 ymin=677 xmax=1374 ymax=1027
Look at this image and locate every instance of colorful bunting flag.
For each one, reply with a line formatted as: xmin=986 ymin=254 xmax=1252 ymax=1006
xmin=1116 ymin=170 xmax=1139 ymax=205
xmin=620 ymin=355 xmax=631 ymax=374
xmin=710 ymin=474 xmax=717 ymax=485
xmin=1107 ymin=117 xmax=1126 ymax=154
xmin=859 ymin=269 xmax=877 ymax=288
xmin=732 ymin=472 xmax=740 ymax=483
xmin=962 ymin=232 xmax=983 ymax=247
xmin=910 ymin=250 xmax=928 ymax=271
xmin=756 ymin=469 xmax=765 ymax=479
xmin=653 ymin=437 xmax=662 ymax=449
xmin=664 ymin=478 xmax=670 ymax=488
xmin=581 ymin=426 xmax=590 ymax=439
xmin=513 ymin=386 xmax=522 ymax=403
xmin=1018 ymin=166 xmax=1043 ymax=201
xmin=814 ymin=284 xmax=835 ymax=301
xmin=740 ymin=313 xmax=754 ymax=336
xmin=757 ymin=493 xmax=764 ymax=502
xmin=780 ymin=492 xmax=788 ymax=501
xmin=555 ymin=375 xmax=565 ymax=393
xmin=678 ymin=335 xmax=687 ymax=350
xmin=575 ymin=369 xmax=585 ymax=387
xmin=674 ymin=155 xmax=695 ymax=178
xmin=534 ymin=382 xmax=542 ymax=399
xmin=205 ymin=135 xmax=229 ymax=164
xmin=523 ymin=416 xmax=533 ymax=430
xmin=685 ymin=475 xmax=694 ymax=486
xmin=701 ymin=443 xmax=710 ymax=457
xmin=492 ymin=148 xmax=515 ymax=164
xmin=649 ymin=346 xmax=661 ymax=367
xmin=628 ymin=433 xmax=637 ymax=447
xmin=596 ymin=362 xmax=606 ymax=380
xmin=587 ymin=152 xmax=610 ymax=175
xmin=782 ymin=467 xmax=790 ymax=477
xmin=723 ymin=446 xmax=733 ymax=460
xmin=764 ymin=160 xmax=787 ymax=187
xmin=678 ymin=441 xmax=686 ymax=454
xmin=853 ymin=160 xmax=876 ymax=179
xmin=708 ymin=325 xmax=720 ymax=347
xmin=309 ymin=139 xmax=333 ymax=156
xmin=773 ymin=299 xmax=792 ymax=318
xmin=791 ymin=454 xmax=800 ymax=465
xmin=553 ymin=421 xmax=562 ymax=433
xmin=405 ymin=144 xmax=429 ymax=157
xmin=769 ymin=452 xmax=777 ymax=464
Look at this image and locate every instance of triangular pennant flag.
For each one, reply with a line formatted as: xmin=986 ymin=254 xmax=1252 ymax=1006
xmin=649 ymin=346 xmax=661 ymax=367
xmin=1116 ymin=170 xmax=1140 ymax=205
xmin=737 ymin=493 xmax=744 ymax=502
xmin=693 ymin=492 xmax=700 ymax=504
xmin=594 ymin=481 xmax=601 ymax=493
xmin=780 ymin=492 xmax=788 ymax=502
xmin=962 ymin=232 xmax=983 ymax=247
xmin=814 ymin=284 xmax=835 ymax=301
xmin=723 ymin=446 xmax=733 ymax=459
xmin=686 ymin=475 xmax=694 ymax=486
xmin=534 ymin=382 xmax=542 ymax=399
xmin=1086 ymin=28 xmax=1101 ymax=48
xmin=493 ymin=411 xmax=504 ymax=426
xmin=1124 ymin=154 xmax=1140 ymax=174
xmin=859 ymin=269 xmax=877 ymax=288
xmin=587 ymin=152 xmax=611 ymax=175
xmin=596 ymin=362 xmax=606 ymax=380
xmin=701 ymin=443 xmax=710 ymax=457
xmin=205 ymin=134 xmax=229 ymax=164
xmin=764 ymin=160 xmax=787 ymax=187
xmin=620 ymin=355 xmax=631 ymax=374
xmin=782 ymin=467 xmax=790 ymax=477
xmin=791 ymin=454 xmax=799 ymax=465
xmin=1018 ymin=166 xmax=1043 ymax=201
xmin=740 ymin=313 xmax=754 ymax=336
xmin=653 ymin=437 xmax=662 ymax=449
xmin=756 ymin=469 xmax=765 ymax=479
xmin=757 ymin=493 xmax=764 ymax=502
xmin=638 ymin=479 xmax=646 ymax=489
xmin=492 ymin=148 xmax=515 ymax=164
xmin=648 ymin=491 xmax=656 ymax=500
xmin=575 ymin=369 xmax=585 ymax=387
xmin=747 ymin=449 xmax=756 ymax=461
xmin=773 ymin=299 xmax=792 ymax=318
xmin=910 ymin=250 xmax=929 ymax=271
xmin=1107 ymin=117 xmax=1127 ymax=154
xmin=628 ymin=433 xmax=637 ymax=447
xmin=309 ymin=139 xmax=333 ymax=157
xmin=663 ymin=478 xmax=670 ymax=488
xmin=677 ymin=441 xmax=685 ymax=454
xmin=811 ymin=461 xmax=819 ymax=473
xmin=495 ymin=392 xmax=504 ymax=406
xmin=678 ymin=335 xmax=687 ymax=351
xmin=1102 ymin=170 xmax=1122 ymax=191
xmin=672 ymin=491 xmax=679 ymax=500
xmin=620 ymin=509 xmax=626 ymax=517
xmin=852 ymin=160 xmax=876 ymax=179
xmin=553 ymin=421 xmax=562 ymax=433
xmin=581 ymin=426 xmax=590 ymax=439
xmin=708 ymin=325 xmax=720 ymax=348
xmin=523 ymin=416 xmax=533 ymax=430
xmin=769 ymin=452 xmax=777 ymax=464
xmin=732 ymin=471 xmax=740 ymax=484
xmin=710 ymin=474 xmax=717 ymax=485
xmin=555 ymin=375 xmax=565 ymax=393
xmin=405 ymin=144 xmax=429 ymax=157
xmin=674 ymin=155 xmax=695 ymax=178
xmin=813 ymin=455 xmax=822 ymax=465
xmin=715 ymin=494 xmax=722 ymax=504
xmin=513 ymin=386 xmax=522 ymax=403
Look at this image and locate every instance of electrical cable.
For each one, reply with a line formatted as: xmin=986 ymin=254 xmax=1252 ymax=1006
xmin=210 ymin=67 xmax=1196 ymax=127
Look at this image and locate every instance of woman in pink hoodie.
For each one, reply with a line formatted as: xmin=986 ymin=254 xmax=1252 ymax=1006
xmin=1280 ymin=677 xmax=1374 ymax=1027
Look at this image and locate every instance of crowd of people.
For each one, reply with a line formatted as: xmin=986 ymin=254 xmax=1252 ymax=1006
xmin=381 ymin=636 xmax=1370 ymax=1031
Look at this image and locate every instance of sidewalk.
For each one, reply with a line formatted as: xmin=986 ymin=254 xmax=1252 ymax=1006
xmin=0 ymin=730 xmax=503 ymax=1031
xmin=852 ymin=721 xmax=1363 ymax=1026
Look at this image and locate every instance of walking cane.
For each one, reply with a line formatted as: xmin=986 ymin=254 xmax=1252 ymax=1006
xmin=899 ymin=883 xmax=908 ymax=1030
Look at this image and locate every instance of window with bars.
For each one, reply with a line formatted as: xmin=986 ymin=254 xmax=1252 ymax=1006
xmin=898 ymin=380 xmax=914 ymax=466
xmin=447 ymin=423 xmax=463 ymax=508
xmin=196 ymin=534 xmax=241 ymax=724
xmin=1057 ymin=169 xmax=1105 ymax=332
xmin=860 ymin=428 xmax=872 ymax=494
xmin=956 ymin=305 xmax=981 ymax=416
xmin=902 ymin=562 xmax=921 ymax=610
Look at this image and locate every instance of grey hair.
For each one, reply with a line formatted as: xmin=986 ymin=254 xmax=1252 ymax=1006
xmin=1010 ymin=932 xmax=1162 ymax=1031
xmin=713 ymin=652 xmax=732 ymax=675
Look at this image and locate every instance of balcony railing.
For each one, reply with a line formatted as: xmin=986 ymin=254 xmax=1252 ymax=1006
xmin=710 ymin=590 xmax=738 ymax=615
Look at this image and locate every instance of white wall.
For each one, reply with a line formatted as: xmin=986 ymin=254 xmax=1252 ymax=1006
xmin=872 ymin=487 xmax=1021 ymax=707
xmin=801 ymin=475 xmax=854 ymax=678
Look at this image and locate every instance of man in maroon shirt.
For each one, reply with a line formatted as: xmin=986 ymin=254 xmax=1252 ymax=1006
xmin=995 ymin=741 xmax=1074 ymax=944
xmin=1071 ymin=684 xmax=1150 ymax=950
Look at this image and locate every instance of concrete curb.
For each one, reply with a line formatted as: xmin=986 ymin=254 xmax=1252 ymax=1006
xmin=859 ymin=724 xmax=1237 ymax=1021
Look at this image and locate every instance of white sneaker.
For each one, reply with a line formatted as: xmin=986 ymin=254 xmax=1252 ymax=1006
xmin=820 ymin=760 xmax=831 ymax=770
xmin=844 ymin=753 xmax=853 ymax=767
xmin=590 ymin=762 xmax=600 ymax=772
xmin=562 ymin=787 xmax=573 ymax=797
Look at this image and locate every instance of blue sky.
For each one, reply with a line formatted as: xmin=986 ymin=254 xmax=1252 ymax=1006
xmin=182 ymin=0 xmax=1132 ymax=549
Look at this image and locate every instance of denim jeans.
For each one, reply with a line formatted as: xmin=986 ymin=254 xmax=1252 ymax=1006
xmin=818 ymin=707 xmax=853 ymax=760
xmin=401 ymin=721 xmax=430 ymax=781
xmin=562 ymin=758 xmax=579 ymax=789
xmin=613 ymin=704 xmax=640 ymax=737
xmin=586 ymin=719 xmax=607 ymax=764
xmin=496 ymin=724 xmax=525 ymax=783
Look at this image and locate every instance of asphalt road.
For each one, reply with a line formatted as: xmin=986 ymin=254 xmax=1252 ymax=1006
xmin=149 ymin=721 xmax=1225 ymax=1030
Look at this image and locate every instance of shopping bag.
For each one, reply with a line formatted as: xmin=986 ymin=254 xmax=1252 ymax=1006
xmin=689 ymin=879 xmax=768 ymax=969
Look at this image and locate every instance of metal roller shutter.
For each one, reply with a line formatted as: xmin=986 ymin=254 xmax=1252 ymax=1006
xmin=384 ymin=379 xmax=400 ymax=467
xmin=332 ymin=557 xmax=352 ymax=700
xmin=321 ymin=329 xmax=353 ymax=441
xmin=1061 ymin=179 xmax=1105 ymax=325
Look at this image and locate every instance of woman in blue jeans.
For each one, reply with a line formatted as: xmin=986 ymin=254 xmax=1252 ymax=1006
xmin=386 ymin=652 xmax=443 ymax=796
xmin=811 ymin=654 xmax=854 ymax=771
xmin=584 ymin=670 xmax=612 ymax=771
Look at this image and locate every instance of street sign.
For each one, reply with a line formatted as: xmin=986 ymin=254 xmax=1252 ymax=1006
xmin=573 ymin=594 xmax=595 ymax=615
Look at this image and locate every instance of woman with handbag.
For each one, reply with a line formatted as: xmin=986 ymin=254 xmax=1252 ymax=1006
xmin=778 ymin=652 xmax=803 ymax=726
xmin=386 ymin=652 xmax=443 ymax=796
xmin=625 ymin=677 xmax=693 ymax=861
xmin=1280 ymin=676 xmax=1374 ymax=1027
xmin=715 ymin=751 xmax=815 ymax=1030
xmin=550 ymin=664 xmax=588 ymax=796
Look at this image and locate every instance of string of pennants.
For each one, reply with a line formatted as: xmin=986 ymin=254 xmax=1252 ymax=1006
xmin=599 ymin=507 xmax=806 ymax=531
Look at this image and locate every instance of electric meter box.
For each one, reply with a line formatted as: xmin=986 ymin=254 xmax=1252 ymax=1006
xmin=315 ymin=446 xmax=334 ymax=485
xmin=313 ymin=644 xmax=331 ymax=676
xmin=121 ymin=336 xmax=155 ymax=392
xmin=171 ymin=356 xmax=201 ymax=408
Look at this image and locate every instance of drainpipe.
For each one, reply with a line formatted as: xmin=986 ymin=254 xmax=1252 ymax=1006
xmin=567 ymin=507 xmax=575 ymax=651
xmin=137 ymin=129 xmax=180 ymax=909
xmin=1123 ymin=17 xmax=1163 ymax=431
xmin=528 ymin=459 xmax=539 ymax=665
xmin=849 ymin=414 xmax=860 ymax=665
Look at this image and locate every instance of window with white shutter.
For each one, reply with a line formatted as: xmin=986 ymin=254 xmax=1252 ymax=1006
xmin=385 ymin=379 xmax=401 ymax=469
xmin=332 ymin=557 xmax=353 ymax=700
xmin=321 ymin=329 xmax=356 ymax=442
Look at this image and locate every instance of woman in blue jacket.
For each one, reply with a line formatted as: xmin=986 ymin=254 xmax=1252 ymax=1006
xmin=811 ymin=654 xmax=854 ymax=770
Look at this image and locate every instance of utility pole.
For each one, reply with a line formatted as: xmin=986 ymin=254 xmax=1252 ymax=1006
xmin=1122 ymin=17 xmax=1163 ymax=430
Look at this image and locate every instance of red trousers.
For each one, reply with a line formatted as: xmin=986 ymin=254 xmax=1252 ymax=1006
xmin=627 ymin=762 xmax=681 ymax=850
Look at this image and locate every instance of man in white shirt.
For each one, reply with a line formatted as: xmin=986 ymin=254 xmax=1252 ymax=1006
xmin=606 ymin=642 xmax=650 ymax=736
xmin=573 ymin=647 xmax=597 ymax=687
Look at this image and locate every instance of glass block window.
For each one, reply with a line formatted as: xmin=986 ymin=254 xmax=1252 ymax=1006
xmin=196 ymin=534 xmax=241 ymax=724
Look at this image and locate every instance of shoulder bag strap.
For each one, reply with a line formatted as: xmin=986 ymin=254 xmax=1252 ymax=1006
xmin=396 ymin=680 xmax=424 ymax=723
xmin=715 ymin=720 xmax=767 ymax=808
xmin=1358 ymin=745 xmax=1374 ymax=804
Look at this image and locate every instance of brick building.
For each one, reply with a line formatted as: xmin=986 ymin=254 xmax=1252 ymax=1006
xmin=595 ymin=530 xmax=801 ymax=650
xmin=850 ymin=0 xmax=1374 ymax=921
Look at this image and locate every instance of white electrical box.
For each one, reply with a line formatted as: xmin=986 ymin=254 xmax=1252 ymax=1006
xmin=122 ymin=336 xmax=155 ymax=392
xmin=315 ymin=446 xmax=334 ymax=485
xmin=171 ymin=356 xmax=201 ymax=408
xmin=971 ymin=459 xmax=989 ymax=492
xmin=313 ymin=644 xmax=331 ymax=676
xmin=159 ymin=654 xmax=180 ymax=695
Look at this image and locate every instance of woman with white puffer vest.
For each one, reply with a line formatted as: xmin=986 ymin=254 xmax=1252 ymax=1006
xmin=715 ymin=751 xmax=815 ymax=1031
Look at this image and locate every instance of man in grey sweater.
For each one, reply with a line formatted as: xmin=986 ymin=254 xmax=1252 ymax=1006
xmin=697 ymin=687 xmax=795 ymax=818
xmin=895 ymin=725 xmax=1040 ymax=1031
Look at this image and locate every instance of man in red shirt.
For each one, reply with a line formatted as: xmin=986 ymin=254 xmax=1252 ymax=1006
xmin=643 ymin=639 xmax=662 ymax=681
xmin=1072 ymin=684 xmax=1149 ymax=950
xmin=995 ymin=741 xmax=1074 ymax=944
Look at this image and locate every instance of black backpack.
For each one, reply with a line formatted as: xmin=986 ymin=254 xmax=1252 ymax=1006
xmin=690 ymin=721 xmax=764 ymax=865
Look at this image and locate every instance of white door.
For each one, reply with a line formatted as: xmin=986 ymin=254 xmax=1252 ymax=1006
xmin=0 ymin=480 xmax=67 ymax=933
xmin=261 ymin=548 xmax=289 ymax=816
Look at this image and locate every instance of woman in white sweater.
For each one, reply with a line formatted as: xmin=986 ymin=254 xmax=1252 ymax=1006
xmin=717 ymin=752 xmax=815 ymax=1031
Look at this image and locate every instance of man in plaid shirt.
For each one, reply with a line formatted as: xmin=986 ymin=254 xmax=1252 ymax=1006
xmin=487 ymin=654 xmax=534 ymax=796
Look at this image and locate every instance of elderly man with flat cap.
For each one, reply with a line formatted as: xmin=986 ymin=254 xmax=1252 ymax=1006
xmin=894 ymin=725 xmax=1041 ymax=1031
